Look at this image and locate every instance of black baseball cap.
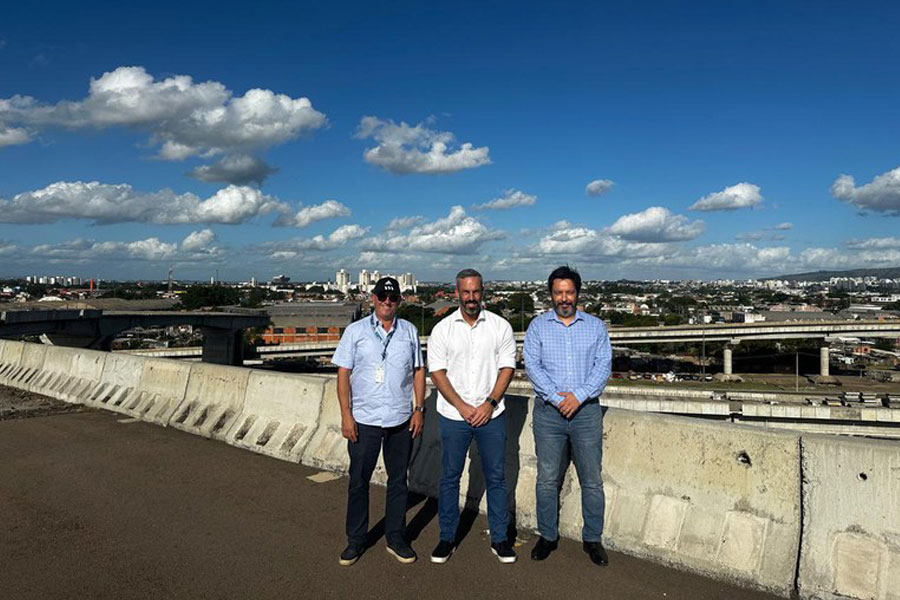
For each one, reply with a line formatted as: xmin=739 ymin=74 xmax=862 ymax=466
xmin=373 ymin=277 xmax=400 ymax=296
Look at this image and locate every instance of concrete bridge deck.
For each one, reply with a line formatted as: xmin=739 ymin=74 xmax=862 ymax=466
xmin=0 ymin=398 xmax=777 ymax=600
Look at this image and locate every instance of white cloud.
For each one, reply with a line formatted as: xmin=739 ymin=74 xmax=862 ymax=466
xmin=473 ymin=189 xmax=537 ymax=210
xmin=845 ymin=237 xmax=900 ymax=249
xmin=0 ymin=66 xmax=326 ymax=159
xmin=608 ymin=206 xmax=705 ymax=242
xmin=585 ymin=179 xmax=614 ymax=196
xmin=188 ymin=154 xmax=278 ymax=185
xmin=385 ymin=216 xmax=426 ymax=231
xmin=257 ymin=224 xmax=369 ymax=256
xmin=181 ymin=228 xmax=216 ymax=252
xmin=689 ymin=182 xmax=763 ymax=211
xmin=774 ymin=222 xmax=793 ymax=230
xmin=0 ymin=181 xmax=287 ymax=225
xmin=33 ymin=237 xmax=179 ymax=261
xmin=831 ymin=166 xmax=900 ymax=215
xmin=361 ymin=206 xmax=504 ymax=254
xmin=735 ymin=230 xmax=786 ymax=242
xmin=275 ymin=199 xmax=351 ymax=228
xmin=356 ymin=116 xmax=490 ymax=174
xmin=0 ymin=124 xmax=30 ymax=147
xmin=532 ymin=225 xmax=678 ymax=259
xmin=647 ymin=244 xmax=791 ymax=272
xmin=800 ymin=247 xmax=900 ymax=269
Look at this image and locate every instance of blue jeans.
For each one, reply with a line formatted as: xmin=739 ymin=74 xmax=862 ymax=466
xmin=438 ymin=413 xmax=509 ymax=544
xmin=533 ymin=398 xmax=604 ymax=542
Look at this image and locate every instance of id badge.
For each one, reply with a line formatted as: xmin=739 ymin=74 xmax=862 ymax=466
xmin=375 ymin=364 xmax=385 ymax=384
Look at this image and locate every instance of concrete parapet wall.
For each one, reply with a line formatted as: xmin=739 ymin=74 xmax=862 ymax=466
xmin=601 ymin=411 xmax=801 ymax=595
xmin=3 ymin=340 xmax=899 ymax=598
xmin=799 ymin=435 xmax=900 ymax=600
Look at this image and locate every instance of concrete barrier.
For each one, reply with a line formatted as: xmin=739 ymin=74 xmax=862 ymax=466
xmin=119 ymin=358 xmax=192 ymax=425
xmin=0 ymin=340 xmax=24 ymax=384
xmin=55 ymin=348 xmax=108 ymax=404
xmin=24 ymin=345 xmax=78 ymax=398
xmin=170 ymin=363 xmax=250 ymax=440
xmin=299 ymin=377 xmax=349 ymax=471
xmin=225 ymin=370 xmax=325 ymax=463
xmin=82 ymin=352 xmax=149 ymax=414
xmin=7 ymin=342 xmax=48 ymax=391
xmin=599 ymin=410 xmax=801 ymax=596
xmin=798 ymin=434 xmax=900 ymax=600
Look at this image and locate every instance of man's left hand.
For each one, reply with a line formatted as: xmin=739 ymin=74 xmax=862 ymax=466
xmin=409 ymin=411 xmax=424 ymax=438
xmin=556 ymin=392 xmax=580 ymax=419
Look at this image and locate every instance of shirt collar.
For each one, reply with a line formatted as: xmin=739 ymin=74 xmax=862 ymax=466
xmin=452 ymin=307 xmax=486 ymax=325
xmin=370 ymin=313 xmax=397 ymax=334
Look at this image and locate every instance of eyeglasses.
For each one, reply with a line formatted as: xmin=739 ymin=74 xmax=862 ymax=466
xmin=376 ymin=292 xmax=401 ymax=303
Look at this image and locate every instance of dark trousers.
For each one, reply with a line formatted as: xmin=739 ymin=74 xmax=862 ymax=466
xmin=346 ymin=420 xmax=412 ymax=547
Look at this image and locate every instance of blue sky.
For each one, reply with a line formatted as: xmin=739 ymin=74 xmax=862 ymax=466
xmin=2 ymin=1 xmax=900 ymax=282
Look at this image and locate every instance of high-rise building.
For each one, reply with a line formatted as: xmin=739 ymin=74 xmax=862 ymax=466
xmin=336 ymin=269 xmax=351 ymax=293
xmin=399 ymin=272 xmax=417 ymax=292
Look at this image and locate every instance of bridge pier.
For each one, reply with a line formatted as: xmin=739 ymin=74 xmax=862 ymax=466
xmin=820 ymin=346 xmax=830 ymax=377
xmin=201 ymin=328 xmax=245 ymax=366
xmin=723 ymin=347 xmax=733 ymax=375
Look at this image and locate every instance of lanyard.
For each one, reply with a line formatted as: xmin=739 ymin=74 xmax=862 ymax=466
xmin=371 ymin=314 xmax=396 ymax=361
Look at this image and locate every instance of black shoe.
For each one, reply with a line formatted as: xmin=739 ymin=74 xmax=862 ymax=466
xmin=386 ymin=540 xmax=417 ymax=564
xmin=430 ymin=540 xmax=455 ymax=564
xmin=530 ymin=537 xmax=558 ymax=561
xmin=491 ymin=540 xmax=517 ymax=564
xmin=339 ymin=543 xmax=364 ymax=566
xmin=583 ymin=541 xmax=609 ymax=566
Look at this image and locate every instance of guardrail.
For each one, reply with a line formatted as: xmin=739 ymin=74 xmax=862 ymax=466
xmin=1 ymin=338 xmax=897 ymax=599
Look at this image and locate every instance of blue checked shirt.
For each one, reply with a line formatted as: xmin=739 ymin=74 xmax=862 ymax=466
xmin=331 ymin=315 xmax=423 ymax=427
xmin=524 ymin=309 xmax=612 ymax=407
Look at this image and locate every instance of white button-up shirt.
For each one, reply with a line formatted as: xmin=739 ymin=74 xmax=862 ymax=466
xmin=427 ymin=308 xmax=517 ymax=421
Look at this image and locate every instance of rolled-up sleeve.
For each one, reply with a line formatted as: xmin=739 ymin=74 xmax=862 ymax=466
xmin=427 ymin=321 xmax=448 ymax=372
xmin=411 ymin=324 xmax=424 ymax=369
xmin=496 ymin=321 xmax=516 ymax=370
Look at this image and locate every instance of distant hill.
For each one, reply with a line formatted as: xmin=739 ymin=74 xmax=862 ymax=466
xmin=766 ymin=267 xmax=900 ymax=282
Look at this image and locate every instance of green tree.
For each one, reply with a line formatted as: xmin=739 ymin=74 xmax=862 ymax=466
xmin=177 ymin=285 xmax=241 ymax=310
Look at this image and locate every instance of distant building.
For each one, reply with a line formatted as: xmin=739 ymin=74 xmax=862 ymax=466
xmin=335 ymin=269 xmax=351 ymax=293
xmin=260 ymin=302 xmax=362 ymax=344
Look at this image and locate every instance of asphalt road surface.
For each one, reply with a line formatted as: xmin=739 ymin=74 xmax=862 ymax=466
xmin=1 ymin=395 xmax=780 ymax=600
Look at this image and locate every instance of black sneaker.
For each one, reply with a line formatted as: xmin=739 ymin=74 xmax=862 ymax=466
xmin=430 ymin=540 xmax=455 ymax=564
xmin=491 ymin=540 xmax=517 ymax=563
xmin=530 ymin=536 xmax=558 ymax=561
xmin=386 ymin=541 xmax=417 ymax=564
xmin=339 ymin=543 xmax=364 ymax=566
xmin=583 ymin=541 xmax=609 ymax=566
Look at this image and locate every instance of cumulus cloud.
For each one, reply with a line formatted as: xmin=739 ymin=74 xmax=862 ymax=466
xmin=385 ymin=216 xmax=426 ymax=231
xmin=356 ymin=116 xmax=490 ymax=174
xmin=800 ymin=247 xmax=900 ymax=270
xmin=831 ymin=166 xmax=900 ymax=215
xmin=0 ymin=181 xmax=287 ymax=225
xmin=585 ymin=179 xmax=614 ymax=196
xmin=845 ymin=237 xmax=900 ymax=249
xmin=256 ymin=224 xmax=369 ymax=257
xmin=275 ymin=199 xmax=351 ymax=228
xmin=0 ymin=66 xmax=326 ymax=159
xmin=32 ymin=237 xmax=179 ymax=261
xmin=181 ymin=228 xmax=216 ymax=252
xmin=188 ymin=154 xmax=278 ymax=185
xmin=643 ymin=244 xmax=791 ymax=272
xmin=532 ymin=225 xmax=678 ymax=259
xmin=689 ymin=182 xmax=763 ymax=211
xmin=774 ymin=222 xmax=793 ymax=230
xmin=361 ymin=206 xmax=504 ymax=254
xmin=735 ymin=230 xmax=786 ymax=242
xmin=0 ymin=124 xmax=30 ymax=147
xmin=473 ymin=189 xmax=537 ymax=211
xmin=608 ymin=206 xmax=704 ymax=242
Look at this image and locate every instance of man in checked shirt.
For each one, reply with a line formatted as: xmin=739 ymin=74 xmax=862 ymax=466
xmin=524 ymin=265 xmax=612 ymax=566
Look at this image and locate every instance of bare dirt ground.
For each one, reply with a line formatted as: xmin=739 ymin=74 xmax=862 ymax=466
xmin=0 ymin=386 xmax=82 ymax=420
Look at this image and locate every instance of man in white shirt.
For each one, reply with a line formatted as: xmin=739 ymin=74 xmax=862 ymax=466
xmin=427 ymin=268 xmax=517 ymax=564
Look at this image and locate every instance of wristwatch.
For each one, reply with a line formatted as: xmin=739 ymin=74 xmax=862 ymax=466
xmin=414 ymin=406 xmax=426 ymax=413
xmin=486 ymin=397 xmax=499 ymax=408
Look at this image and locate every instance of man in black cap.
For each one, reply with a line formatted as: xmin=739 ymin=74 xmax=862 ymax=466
xmin=332 ymin=276 xmax=426 ymax=565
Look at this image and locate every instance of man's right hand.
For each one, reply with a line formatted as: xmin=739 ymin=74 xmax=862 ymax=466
xmin=341 ymin=413 xmax=358 ymax=443
xmin=455 ymin=402 xmax=477 ymax=424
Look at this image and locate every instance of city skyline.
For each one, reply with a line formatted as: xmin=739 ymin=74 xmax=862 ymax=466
xmin=2 ymin=2 xmax=900 ymax=282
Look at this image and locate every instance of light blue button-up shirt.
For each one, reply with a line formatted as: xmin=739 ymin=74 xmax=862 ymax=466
xmin=331 ymin=315 xmax=423 ymax=427
xmin=524 ymin=309 xmax=612 ymax=407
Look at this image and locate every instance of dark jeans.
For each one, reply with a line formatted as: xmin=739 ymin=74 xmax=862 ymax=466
xmin=438 ymin=413 xmax=509 ymax=544
xmin=346 ymin=420 xmax=412 ymax=547
xmin=533 ymin=398 xmax=604 ymax=542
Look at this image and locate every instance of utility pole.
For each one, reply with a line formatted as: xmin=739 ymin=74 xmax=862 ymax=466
xmin=795 ymin=351 xmax=799 ymax=392
xmin=521 ymin=295 xmax=525 ymax=332
xmin=168 ymin=265 xmax=174 ymax=294
xmin=701 ymin=318 xmax=706 ymax=379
